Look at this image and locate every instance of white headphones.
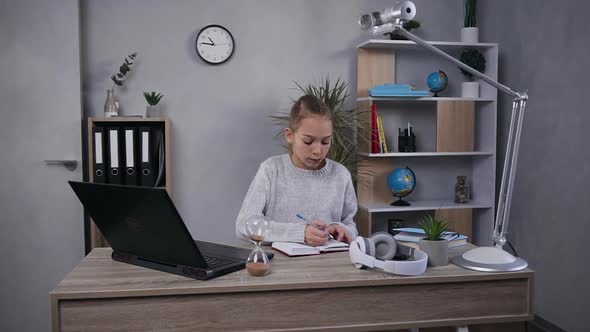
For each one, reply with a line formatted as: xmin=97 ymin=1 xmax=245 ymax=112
xmin=349 ymin=232 xmax=428 ymax=276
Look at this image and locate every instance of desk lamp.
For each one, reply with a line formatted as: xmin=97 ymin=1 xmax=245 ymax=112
xmin=358 ymin=1 xmax=528 ymax=272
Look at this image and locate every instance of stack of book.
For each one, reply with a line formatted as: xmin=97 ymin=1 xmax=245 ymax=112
xmin=371 ymin=103 xmax=388 ymax=153
xmin=369 ymin=83 xmax=430 ymax=97
xmin=392 ymin=228 xmax=468 ymax=248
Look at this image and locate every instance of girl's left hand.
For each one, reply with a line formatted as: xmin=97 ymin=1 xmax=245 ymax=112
xmin=327 ymin=224 xmax=352 ymax=243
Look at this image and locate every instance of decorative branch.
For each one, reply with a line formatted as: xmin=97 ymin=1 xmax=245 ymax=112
xmin=110 ymin=52 xmax=137 ymax=87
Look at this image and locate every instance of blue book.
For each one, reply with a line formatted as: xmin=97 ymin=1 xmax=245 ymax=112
xmin=369 ymin=90 xmax=430 ymax=97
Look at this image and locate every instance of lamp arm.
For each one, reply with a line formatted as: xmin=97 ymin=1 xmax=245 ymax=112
xmin=391 ymin=25 xmax=529 ymax=248
xmin=393 ymin=26 xmax=524 ymax=100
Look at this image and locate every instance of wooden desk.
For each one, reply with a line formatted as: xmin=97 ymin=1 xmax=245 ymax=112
xmin=51 ymin=245 xmax=533 ymax=331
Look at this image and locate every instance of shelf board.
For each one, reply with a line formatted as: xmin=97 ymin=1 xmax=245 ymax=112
xmin=359 ymin=151 xmax=492 ymax=157
xmin=357 ymin=39 xmax=498 ymax=51
xmin=359 ymin=200 xmax=492 ymax=213
xmin=90 ymin=117 xmax=167 ymax=122
xmin=357 ymin=96 xmax=495 ymax=102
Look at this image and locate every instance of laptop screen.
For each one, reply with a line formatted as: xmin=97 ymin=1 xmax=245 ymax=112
xmin=69 ymin=181 xmax=206 ymax=268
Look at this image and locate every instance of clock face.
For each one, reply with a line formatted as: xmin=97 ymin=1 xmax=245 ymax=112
xmin=195 ymin=25 xmax=235 ymax=65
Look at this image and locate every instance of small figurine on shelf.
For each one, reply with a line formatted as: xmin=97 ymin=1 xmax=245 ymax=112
xmin=454 ymin=175 xmax=470 ymax=203
xmin=143 ymin=91 xmax=164 ymax=118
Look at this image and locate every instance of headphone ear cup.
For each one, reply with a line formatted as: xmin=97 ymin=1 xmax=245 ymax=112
xmin=370 ymin=232 xmax=397 ymax=261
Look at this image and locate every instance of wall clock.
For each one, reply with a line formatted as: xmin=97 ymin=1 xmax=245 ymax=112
xmin=195 ymin=24 xmax=235 ymax=65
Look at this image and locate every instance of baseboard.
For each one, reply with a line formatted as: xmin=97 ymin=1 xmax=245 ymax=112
xmin=528 ymin=315 xmax=567 ymax=332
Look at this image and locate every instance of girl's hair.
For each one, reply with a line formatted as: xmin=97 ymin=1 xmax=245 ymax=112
xmin=288 ymin=94 xmax=332 ymax=131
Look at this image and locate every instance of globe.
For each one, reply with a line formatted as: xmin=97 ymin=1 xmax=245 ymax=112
xmin=427 ymin=70 xmax=448 ymax=97
xmin=387 ymin=167 xmax=416 ymax=206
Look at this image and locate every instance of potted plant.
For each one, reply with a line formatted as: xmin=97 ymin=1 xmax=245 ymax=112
xmin=385 ymin=20 xmax=421 ymax=40
xmin=104 ymin=52 xmax=137 ymax=117
xmin=417 ymin=214 xmax=451 ymax=267
xmin=143 ymin=91 xmax=164 ymax=118
xmin=270 ymin=76 xmax=370 ymax=182
xmin=461 ymin=0 xmax=478 ymax=43
xmin=459 ymin=48 xmax=486 ymax=98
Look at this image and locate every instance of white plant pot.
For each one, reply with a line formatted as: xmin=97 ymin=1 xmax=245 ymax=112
xmin=461 ymin=27 xmax=479 ymax=43
xmin=461 ymin=81 xmax=480 ymax=98
xmin=146 ymin=105 xmax=161 ymax=118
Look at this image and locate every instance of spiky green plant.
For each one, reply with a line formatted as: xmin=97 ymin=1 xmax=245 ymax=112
xmin=418 ymin=215 xmax=450 ymax=241
xmin=270 ymin=76 xmax=371 ymax=178
xmin=143 ymin=91 xmax=163 ymax=106
xmin=111 ymin=52 xmax=137 ymax=87
xmin=464 ymin=0 xmax=477 ymax=28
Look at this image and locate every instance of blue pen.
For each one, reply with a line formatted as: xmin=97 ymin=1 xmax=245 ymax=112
xmin=296 ymin=214 xmax=334 ymax=239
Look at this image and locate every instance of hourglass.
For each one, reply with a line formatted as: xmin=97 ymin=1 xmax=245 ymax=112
xmin=245 ymin=218 xmax=271 ymax=276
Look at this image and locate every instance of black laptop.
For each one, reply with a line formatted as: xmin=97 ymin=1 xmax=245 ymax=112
xmin=69 ymin=181 xmax=272 ymax=280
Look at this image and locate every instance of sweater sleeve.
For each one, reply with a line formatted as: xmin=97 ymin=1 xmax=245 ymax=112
xmin=333 ymin=172 xmax=359 ymax=239
xmin=235 ymin=162 xmax=307 ymax=244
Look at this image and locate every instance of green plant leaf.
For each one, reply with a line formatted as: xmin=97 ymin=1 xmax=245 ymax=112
xmin=418 ymin=214 xmax=450 ymax=240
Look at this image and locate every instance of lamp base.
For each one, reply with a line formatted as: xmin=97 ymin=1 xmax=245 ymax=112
xmin=451 ymin=246 xmax=528 ymax=272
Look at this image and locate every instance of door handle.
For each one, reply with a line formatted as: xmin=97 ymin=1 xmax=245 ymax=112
xmin=44 ymin=160 xmax=78 ymax=171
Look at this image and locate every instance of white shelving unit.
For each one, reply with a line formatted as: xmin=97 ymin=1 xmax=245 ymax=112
xmin=355 ymin=39 xmax=498 ymax=245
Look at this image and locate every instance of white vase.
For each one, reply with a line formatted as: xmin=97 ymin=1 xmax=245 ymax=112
xmin=146 ymin=105 xmax=160 ymax=118
xmin=461 ymin=81 xmax=480 ymax=98
xmin=461 ymin=27 xmax=479 ymax=43
xmin=104 ymin=88 xmax=119 ymax=118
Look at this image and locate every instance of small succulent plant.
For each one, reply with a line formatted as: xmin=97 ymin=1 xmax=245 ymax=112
xmin=418 ymin=215 xmax=450 ymax=241
xmin=143 ymin=91 xmax=164 ymax=106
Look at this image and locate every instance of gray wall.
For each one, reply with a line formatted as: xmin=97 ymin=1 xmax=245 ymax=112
xmin=480 ymin=1 xmax=590 ymax=331
xmin=80 ymin=0 xmax=462 ymax=245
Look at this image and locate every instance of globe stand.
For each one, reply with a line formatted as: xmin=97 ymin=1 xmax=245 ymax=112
xmin=391 ymin=196 xmax=411 ymax=206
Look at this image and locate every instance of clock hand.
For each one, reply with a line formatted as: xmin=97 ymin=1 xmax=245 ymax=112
xmin=208 ymin=37 xmax=215 ymax=45
xmin=200 ymin=42 xmax=214 ymax=45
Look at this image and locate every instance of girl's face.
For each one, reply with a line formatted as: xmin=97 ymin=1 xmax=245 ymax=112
xmin=285 ymin=114 xmax=333 ymax=170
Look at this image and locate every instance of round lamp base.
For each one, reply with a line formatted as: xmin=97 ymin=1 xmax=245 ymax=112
xmin=451 ymin=246 xmax=528 ymax=272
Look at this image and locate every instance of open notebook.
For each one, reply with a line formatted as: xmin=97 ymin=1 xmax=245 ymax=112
xmin=271 ymin=239 xmax=349 ymax=257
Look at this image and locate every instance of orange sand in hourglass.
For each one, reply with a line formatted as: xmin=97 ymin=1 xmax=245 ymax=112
xmin=246 ymin=261 xmax=270 ymax=276
xmin=250 ymin=234 xmax=265 ymax=243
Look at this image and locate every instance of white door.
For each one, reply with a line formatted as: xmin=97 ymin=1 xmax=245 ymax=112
xmin=0 ymin=1 xmax=84 ymax=331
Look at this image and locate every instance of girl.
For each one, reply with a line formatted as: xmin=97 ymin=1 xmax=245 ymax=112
xmin=235 ymin=94 xmax=358 ymax=247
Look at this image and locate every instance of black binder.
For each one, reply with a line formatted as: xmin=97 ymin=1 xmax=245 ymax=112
xmin=123 ymin=127 xmax=139 ymax=186
xmin=106 ymin=127 xmax=123 ymax=185
xmin=139 ymin=127 xmax=155 ymax=187
xmin=92 ymin=127 xmax=107 ymax=183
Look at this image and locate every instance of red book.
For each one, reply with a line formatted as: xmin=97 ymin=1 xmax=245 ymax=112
xmin=372 ymin=103 xmax=379 ymax=153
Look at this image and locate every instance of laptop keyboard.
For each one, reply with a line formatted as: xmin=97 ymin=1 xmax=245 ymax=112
xmin=202 ymin=255 xmax=243 ymax=269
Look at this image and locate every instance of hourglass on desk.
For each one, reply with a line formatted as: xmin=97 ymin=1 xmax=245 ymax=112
xmin=245 ymin=218 xmax=271 ymax=277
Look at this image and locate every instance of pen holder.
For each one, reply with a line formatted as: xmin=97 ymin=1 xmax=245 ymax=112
xmin=398 ymin=135 xmax=416 ymax=152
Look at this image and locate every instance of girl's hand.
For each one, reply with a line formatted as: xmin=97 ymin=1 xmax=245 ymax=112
xmin=304 ymin=220 xmax=329 ymax=247
xmin=327 ymin=224 xmax=353 ymax=243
